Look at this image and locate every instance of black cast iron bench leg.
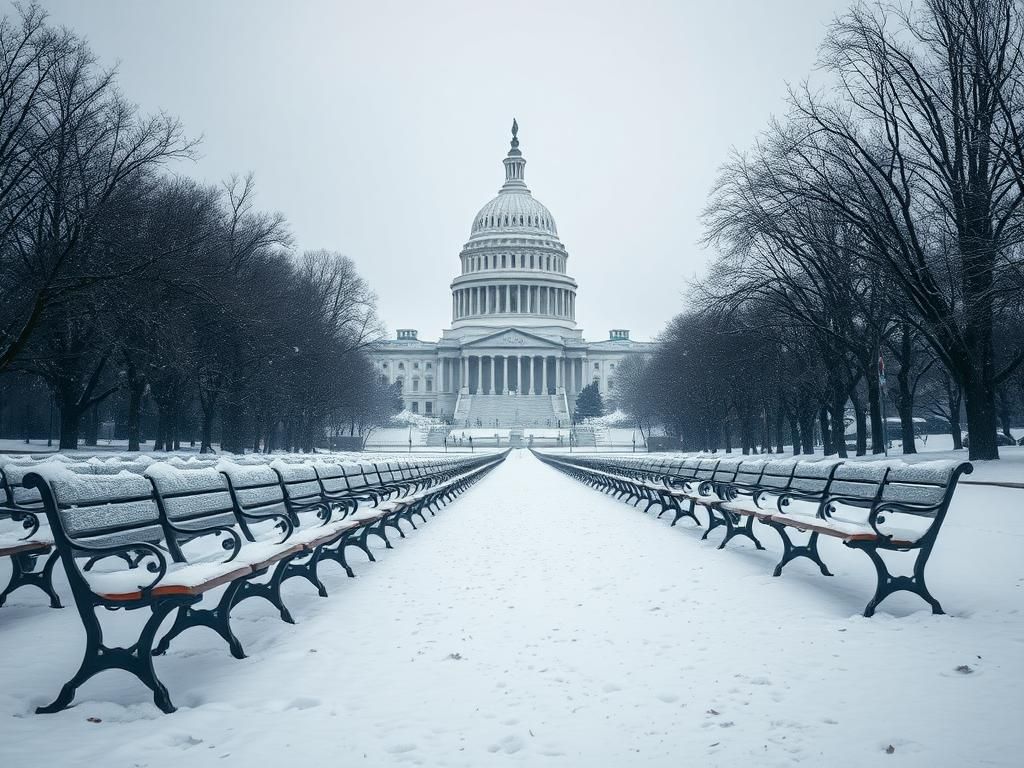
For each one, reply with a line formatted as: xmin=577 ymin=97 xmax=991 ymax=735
xmin=701 ymin=504 xmax=728 ymax=540
xmin=848 ymin=541 xmax=944 ymax=618
xmin=154 ymin=578 xmax=249 ymax=659
xmin=37 ymin=596 xmax=194 ymax=714
xmin=320 ymin=533 xmax=357 ymax=577
xmin=716 ymin=511 xmax=765 ymax=551
xmin=766 ymin=524 xmax=833 ymax=577
xmin=0 ymin=548 xmax=62 ymax=608
xmin=234 ymin=559 xmax=296 ymax=624
xmin=670 ymin=498 xmax=701 ymax=527
xmin=281 ymin=549 xmax=328 ymax=597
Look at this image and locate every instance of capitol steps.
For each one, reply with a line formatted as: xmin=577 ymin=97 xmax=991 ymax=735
xmin=455 ymin=394 xmax=570 ymax=427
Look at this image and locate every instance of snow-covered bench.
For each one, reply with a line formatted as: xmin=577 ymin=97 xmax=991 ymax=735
xmin=19 ymin=450 xmax=507 ymax=714
xmin=535 ymin=451 xmax=972 ymax=617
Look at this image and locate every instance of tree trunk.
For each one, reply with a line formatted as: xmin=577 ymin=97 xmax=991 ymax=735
xmin=946 ymin=375 xmax=963 ymax=450
xmin=896 ymin=385 xmax=917 ymax=455
xmin=127 ymin=382 xmax=144 ymax=452
xmin=789 ymin=415 xmax=801 ymax=456
xmin=798 ymin=408 xmax=815 ymax=454
xmin=962 ymin=365 xmax=999 ymax=460
xmin=153 ymin=410 xmax=165 ymax=451
xmin=829 ymin=393 xmax=847 ymax=458
xmin=200 ymin=407 xmax=216 ymax=454
xmin=58 ymin=404 xmax=81 ymax=450
xmin=84 ymin=405 xmax=99 ymax=447
xmin=819 ymin=405 xmax=833 ymax=456
xmin=850 ymin=390 xmax=867 ymax=456
xmin=866 ymin=370 xmax=884 ymax=454
xmin=997 ymin=389 xmax=1014 ymax=440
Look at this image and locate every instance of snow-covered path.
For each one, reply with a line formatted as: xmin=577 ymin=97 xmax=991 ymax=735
xmin=0 ymin=449 xmax=1021 ymax=766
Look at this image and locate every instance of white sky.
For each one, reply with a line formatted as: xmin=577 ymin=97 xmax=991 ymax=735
xmin=27 ymin=0 xmax=850 ymax=342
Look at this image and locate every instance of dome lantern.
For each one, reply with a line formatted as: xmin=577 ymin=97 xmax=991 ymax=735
xmin=501 ymin=118 xmax=527 ymax=191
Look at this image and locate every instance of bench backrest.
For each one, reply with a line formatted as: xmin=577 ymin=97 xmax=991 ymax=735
xmin=146 ymin=465 xmax=237 ymax=534
xmin=343 ymin=463 xmax=371 ymax=490
xmin=0 ymin=462 xmax=44 ymax=509
xmin=828 ymin=462 xmax=892 ymax=505
xmin=272 ymin=461 xmax=324 ymax=508
xmin=693 ymin=458 xmax=720 ymax=482
xmin=732 ymin=459 xmax=768 ymax=487
xmin=27 ymin=468 xmax=164 ymax=551
xmin=217 ymin=463 xmax=288 ymax=520
xmin=757 ymin=459 xmax=798 ymax=491
xmin=879 ymin=461 xmax=969 ymax=515
xmin=710 ymin=459 xmax=742 ymax=485
xmin=787 ymin=459 xmax=843 ymax=496
xmin=314 ymin=462 xmax=348 ymax=494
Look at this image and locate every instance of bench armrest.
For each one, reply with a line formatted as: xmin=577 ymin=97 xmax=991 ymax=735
xmin=822 ymin=493 xmax=877 ymax=516
xmin=289 ymin=499 xmax=333 ymax=526
xmin=70 ymin=540 xmax=169 ymax=598
xmin=0 ymin=506 xmax=41 ymax=540
xmin=238 ymin=509 xmax=294 ymax=543
xmin=866 ymin=500 xmax=943 ymax=541
xmin=165 ymin=520 xmax=242 ymax=562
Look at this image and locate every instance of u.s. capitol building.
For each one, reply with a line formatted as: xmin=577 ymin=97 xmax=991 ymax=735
xmin=371 ymin=122 xmax=650 ymax=426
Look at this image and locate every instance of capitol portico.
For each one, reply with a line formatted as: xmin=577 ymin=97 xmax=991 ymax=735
xmin=372 ymin=122 xmax=649 ymax=426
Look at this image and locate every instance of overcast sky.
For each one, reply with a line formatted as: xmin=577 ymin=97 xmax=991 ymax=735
xmin=26 ymin=0 xmax=850 ymax=342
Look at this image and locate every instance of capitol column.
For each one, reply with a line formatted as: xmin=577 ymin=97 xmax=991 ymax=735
xmin=524 ymin=356 xmax=531 ymax=395
xmin=488 ymin=356 xmax=495 ymax=395
xmin=542 ymin=356 xmax=549 ymax=395
xmin=504 ymin=355 xmax=510 ymax=395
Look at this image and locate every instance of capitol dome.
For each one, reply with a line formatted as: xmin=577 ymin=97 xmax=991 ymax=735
xmin=471 ymin=192 xmax=558 ymax=237
xmin=450 ymin=120 xmax=577 ymax=331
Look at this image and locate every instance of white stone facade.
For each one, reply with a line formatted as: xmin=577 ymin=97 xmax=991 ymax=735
xmin=371 ymin=122 xmax=650 ymax=419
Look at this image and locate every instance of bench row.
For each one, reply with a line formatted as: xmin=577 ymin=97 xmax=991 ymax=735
xmin=0 ymin=453 xmax=494 ymax=604
xmin=534 ymin=451 xmax=972 ymax=617
xmin=0 ymin=450 xmax=508 ymax=713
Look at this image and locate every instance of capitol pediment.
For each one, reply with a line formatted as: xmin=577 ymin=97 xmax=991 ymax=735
xmin=463 ymin=328 xmax=561 ymax=349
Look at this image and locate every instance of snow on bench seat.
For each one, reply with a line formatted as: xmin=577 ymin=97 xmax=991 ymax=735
xmin=85 ymin=558 xmax=254 ymax=602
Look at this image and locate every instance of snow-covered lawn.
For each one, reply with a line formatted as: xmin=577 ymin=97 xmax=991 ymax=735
xmin=0 ymin=450 xmax=1021 ymax=766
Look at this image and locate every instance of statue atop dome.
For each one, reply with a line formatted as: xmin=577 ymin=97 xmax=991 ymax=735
xmin=503 ymin=119 xmax=525 ymax=185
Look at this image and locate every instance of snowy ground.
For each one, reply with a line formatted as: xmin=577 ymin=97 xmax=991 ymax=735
xmin=0 ymin=450 xmax=1021 ymax=766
